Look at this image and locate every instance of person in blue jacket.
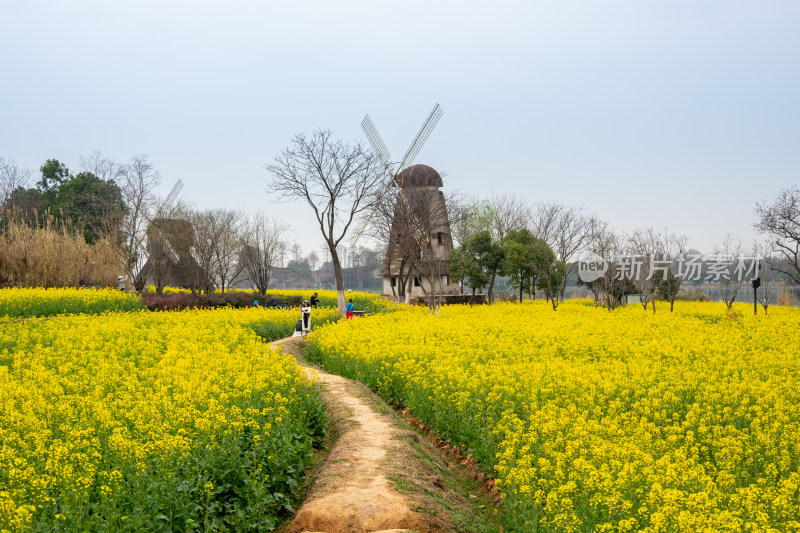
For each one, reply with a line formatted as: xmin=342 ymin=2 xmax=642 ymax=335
xmin=346 ymin=299 xmax=354 ymax=320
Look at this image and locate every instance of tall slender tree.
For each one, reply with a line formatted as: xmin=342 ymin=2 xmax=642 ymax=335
xmin=266 ymin=130 xmax=384 ymax=311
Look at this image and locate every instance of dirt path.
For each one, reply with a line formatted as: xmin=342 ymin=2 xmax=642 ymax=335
xmin=270 ymin=337 xmax=453 ymax=533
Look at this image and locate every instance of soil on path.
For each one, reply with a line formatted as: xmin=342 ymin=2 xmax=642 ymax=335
xmin=270 ymin=337 xmax=496 ymax=533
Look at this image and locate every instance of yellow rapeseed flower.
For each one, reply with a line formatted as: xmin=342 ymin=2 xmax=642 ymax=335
xmin=309 ymin=300 xmax=800 ymax=532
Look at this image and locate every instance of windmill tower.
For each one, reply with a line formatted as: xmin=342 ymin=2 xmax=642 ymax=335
xmin=350 ymin=104 xmax=459 ymax=302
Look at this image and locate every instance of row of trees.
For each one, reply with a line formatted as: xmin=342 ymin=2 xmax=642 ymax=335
xmin=4 ymin=137 xmax=798 ymax=313
xmin=0 ymin=154 xmax=293 ymax=295
xmin=444 ymin=188 xmax=800 ymax=313
xmin=446 ymin=197 xmax=595 ymax=309
xmin=450 ymin=228 xmax=565 ymax=308
xmin=3 ymin=149 xmax=383 ymax=300
xmin=261 ymin=128 xmax=800 ymax=313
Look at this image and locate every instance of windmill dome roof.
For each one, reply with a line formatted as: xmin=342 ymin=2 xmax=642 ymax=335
xmin=396 ymin=164 xmax=443 ymax=188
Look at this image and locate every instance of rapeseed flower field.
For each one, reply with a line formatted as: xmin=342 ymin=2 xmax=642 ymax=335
xmin=308 ymin=300 xmax=800 ymax=532
xmin=0 ymin=288 xmax=143 ymax=318
xmin=0 ymin=306 xmax=339 ymax=532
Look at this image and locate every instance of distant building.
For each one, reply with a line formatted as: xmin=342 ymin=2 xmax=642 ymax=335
xmin=312 ymin=264 xmax=382 ymax=292
xmin=270 ymin=267 xmax=313 ymax=290
xmin=343 ymin=264 xmax=382 ymax=291
xmin=230 ymin=265 xmax=311 ymax=291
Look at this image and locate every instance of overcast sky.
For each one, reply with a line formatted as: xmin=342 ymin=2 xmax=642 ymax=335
xmin=2 ymin=0 xmax=798 ymax=256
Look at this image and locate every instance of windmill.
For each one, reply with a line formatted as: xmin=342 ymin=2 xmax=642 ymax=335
xmin=350 ymin=104 xmax=457 ymax=304
xmin=136 ymin=179 xmax=208 ymax=293
xmin=142 ymin=179 xmax=184 ymax=265
xmin=348 ymin=103 xmax=443 ymax=248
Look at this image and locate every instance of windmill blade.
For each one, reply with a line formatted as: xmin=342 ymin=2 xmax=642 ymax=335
xmin=348 ymin=176 xmax=396 ymax=248
xmin=149 ymin=227 xmax=180 ymax=265
xmin=162 ymin=235 xmax=180 ymax=264
xmin=397 ymin=103 xmax=442 ymax=172
xmin=142 ymin=178 xmax=184 ymax=249
xmin=156 ymin=179 xmax=184 ymax=218
xmin=348 ymin=216 xmax=371 ymax=249
xmin=361 ymin=115 xmax=392 ymax=170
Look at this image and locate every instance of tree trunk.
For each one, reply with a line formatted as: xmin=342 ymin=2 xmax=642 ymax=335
xmin=488 ymin=271 xmax=496 ymax=304
xmin=559 ymin=270 xmax=569 ymax=303
xmin=387 ymin=256 xmax=397 ymax=300
xmin=329 ymin=242 xmax=346 ymax=312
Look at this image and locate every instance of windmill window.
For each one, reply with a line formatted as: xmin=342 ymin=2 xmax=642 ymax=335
xmin=442 ymin=275 xmax=449 ymax=286
xmin=395 ymin=234 xmax=400 ymax=244
xmin=391 ymin=277 xmax=397 ymax=287
xmin=417 ymin=248 xmax=423 ymax=259
xmin=414 ymin=277 xmax=422 ymax=287
xmin=437 ymin=232 xmax=444 ymax=245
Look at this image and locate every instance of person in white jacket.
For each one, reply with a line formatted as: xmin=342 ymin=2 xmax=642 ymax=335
xmin=300 ymin=300 xmax=312 ymax=336
xmin=118 ymin=275 xmax=128 ymax=291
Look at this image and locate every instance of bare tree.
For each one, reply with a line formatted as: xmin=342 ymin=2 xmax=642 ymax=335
xmin=119 ymin=155 xmax=161 ymax=292
xmin=79 ymin=151 xmax=124 ymax=182
xmin=472 ymin=194 xmax=530 ymax=302
xmin=624 ymin=228 xmax=688 ymax=313
xmin=751 ymin=240 xmax=778 ymax=314
xmin=532 ymin=203 xmax=594 ymax=301
xmin=0 ymin=157 xmax=32 ymax=209
xmin=266 ymin=130 xmax=384 ymax=311
xmin=449 ymin=195 xmax=496 ymax=247
xmin=584 ymin=221 xmax=633 ymax=311
xmin=211 ymin=209 xmax=244 ymax=292
xmin=529 ymin=202 xmax=561 ymax=243
xmin=627 ymin=228 xmax=663 ymax=312
xmin=755 ymin=185 xmax=800 ymax=296
xmin=187 ymin=207 xmax=218 ymax=294
xmin=453 ymin=195 xmax=527 ymax=244
xmin=411 ymin=190 xmax=462 ymax=313
xmin=713 ymin=234 xmax=745 ymax=311
xmin=488 ymin=194 xmax=530 ymax=240
xmin=239 ymin=212 xmax=288 ymax=296
xmin=368 ymin=187 xmax=412 ymax=303
xmin=661 ymin=231 xmax=689 ymax=312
